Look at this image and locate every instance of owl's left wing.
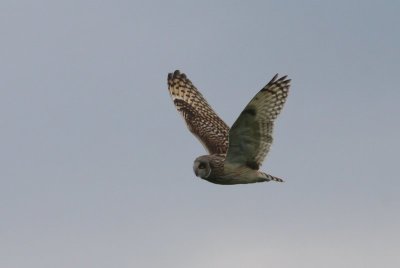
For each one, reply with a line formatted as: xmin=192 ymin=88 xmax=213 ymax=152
xmin=168 ymin=70 xmax=230 ymax=154
xmin=225 ymin=74 xmax=290 ymax=169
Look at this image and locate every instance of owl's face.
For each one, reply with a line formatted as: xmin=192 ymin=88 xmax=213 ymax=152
xmin=193 ymin=156 xmax=212 ymax=179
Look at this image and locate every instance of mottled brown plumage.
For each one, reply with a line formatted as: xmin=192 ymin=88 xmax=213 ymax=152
xmin=167 ymin=70 xmax=229 ymax=154
xmin=168 ymin=70 xmax=290 ymax=185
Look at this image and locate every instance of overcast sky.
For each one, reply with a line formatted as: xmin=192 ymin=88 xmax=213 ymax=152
xmin=1 ymin=1 xmax=399 ymax=267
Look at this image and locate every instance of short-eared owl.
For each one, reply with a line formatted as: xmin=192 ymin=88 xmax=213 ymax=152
xmin=168 ymin=70 xmax=290 ymax=185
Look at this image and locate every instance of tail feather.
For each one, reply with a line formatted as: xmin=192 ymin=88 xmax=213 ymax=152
xmin=260 ymin=172 xmax=284 ymax=183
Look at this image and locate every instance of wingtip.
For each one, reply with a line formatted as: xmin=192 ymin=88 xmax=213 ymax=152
xmin=168 ymin=69 xmax=179 ymax=79
xmin=271 ymin=73 xmax=290 ymax=82
xmin=168 ymin=70 xmax=187 ymax=82
xmin=266 ymin=73 xmax=279 ymax=86
xmin=263 ymin=73 xmax=291 ymax=90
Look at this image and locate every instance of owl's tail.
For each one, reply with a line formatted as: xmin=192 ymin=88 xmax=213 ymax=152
xmin=259 ymin=172 xmax=285 ymax=183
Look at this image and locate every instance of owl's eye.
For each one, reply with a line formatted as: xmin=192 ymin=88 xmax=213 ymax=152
xmin=198 ymin=163 xmax=206 ymax=169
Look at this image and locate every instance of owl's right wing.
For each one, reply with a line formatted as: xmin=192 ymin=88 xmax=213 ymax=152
xmin=225 ymin=74 xmax=290 ymax=169
xmin=168 ymin=70 xmax=229 ymax=154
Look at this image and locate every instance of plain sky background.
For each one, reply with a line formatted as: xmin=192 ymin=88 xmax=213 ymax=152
xmin=1 ymin=1 xmax=399 ymax=267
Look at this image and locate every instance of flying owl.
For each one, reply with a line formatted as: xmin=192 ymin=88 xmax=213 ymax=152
xmin=167 ymin=70 xmax=290 ymax=185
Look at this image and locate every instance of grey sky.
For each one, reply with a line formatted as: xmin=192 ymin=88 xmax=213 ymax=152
xmin=1 ymin=1 xmax=399 ymax=267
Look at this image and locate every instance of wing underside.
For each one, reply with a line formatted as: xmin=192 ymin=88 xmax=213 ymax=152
xmin=225 ymin=74 xmax=290 ymax=169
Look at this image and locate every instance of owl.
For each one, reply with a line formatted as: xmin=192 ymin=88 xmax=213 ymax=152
xmin=168 ymin=70 xmax=290 ymax=185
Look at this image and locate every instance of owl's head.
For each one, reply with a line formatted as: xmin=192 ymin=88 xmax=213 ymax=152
xmin=193 ymin=156 xmax=212 ymax=179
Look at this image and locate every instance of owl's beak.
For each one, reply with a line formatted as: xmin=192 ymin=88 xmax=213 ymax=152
xmin=194 ymin=169 xmax=199 ymax=177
